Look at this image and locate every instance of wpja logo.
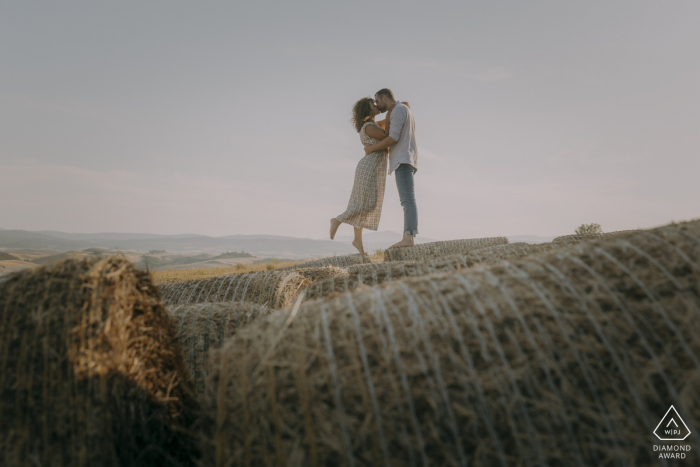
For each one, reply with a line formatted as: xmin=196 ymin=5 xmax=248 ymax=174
xmin=653 ymin=405 xmax=692 ymax=459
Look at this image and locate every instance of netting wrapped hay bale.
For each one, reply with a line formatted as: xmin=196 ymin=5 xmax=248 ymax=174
xmin=552 ymin=229 xmax=638 ymax=244
xmin=458 ymin=241 xmax=561 ymax=264
xmin=473 ymin=241 xmax=529 ymax=251
xmin=302 ymin=242 xmax=565 ymax=303
xmin=0 ymin=256 xmax=200 ymax=467
xmin=169 ymin=302 xmax=273 ymax=394
xmin=345 ymin=260 xmax=413 ymax=274
xmin=159 ymin=270 xmax=311 ymax=308
xmin=302 ymin=262 xmax=418 ymax=302
xmin=384 ymin=236 xmax=508 ymax=262
xmin=278 ymin=253 xmax=371 ymax=270
xmin=295 ymin=265 xmax=349 ymax=282
xmin=202 ymin=220 xmax=700 ymax=466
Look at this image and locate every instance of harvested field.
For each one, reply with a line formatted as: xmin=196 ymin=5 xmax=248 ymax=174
xmin=169 ymin=302 xmax=273 ymax=394
xmin=152 ymin=260 xmax=304 ymax=284
xmin=0 ymin=252 xmax=19 ymax=261
xmin=160 ymin=270 xmax=311 ymax=308
xmin=0 ymin=256 xmax=200 ymax=467
xmin=277 ymin=253 xmax=371 ymax=270
xmin=383 ymin=236 xmax=508 ymax=262
xmin=302 ymin=242 xmax=566 ymax=302
xmin=202 ymin=220 xmax=700 ymax=466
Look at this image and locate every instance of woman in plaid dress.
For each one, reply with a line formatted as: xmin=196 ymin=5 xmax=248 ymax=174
xmin=330 ymin=97 xmax=392 ymax=255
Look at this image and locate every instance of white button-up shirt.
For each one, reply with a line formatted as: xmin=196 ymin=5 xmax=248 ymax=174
xmin=387 ymin=102 xmax=418 ymax=175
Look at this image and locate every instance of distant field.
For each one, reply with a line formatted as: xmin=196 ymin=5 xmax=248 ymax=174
xmin=150 ymin=250 xmax=384 ymax=284
xmin=0 ymin=248 xmax=385 ymax=282
xmin=0 ymin=259 xmax=38 ymax=274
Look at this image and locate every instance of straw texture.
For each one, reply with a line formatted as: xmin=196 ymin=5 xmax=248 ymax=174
xmin=169 ymin=302 xmax=273 ymax=395
xmin=383 ymin=236 xmax=508 ymax=262
xmin=278 ymin=254 xmax=371 ymax=270
xmin=202 ymin=220 xmax=700 ymax=466
xmin=159 ymin=270 xmax=311 ymax=309
xmin=0 ymin=256 xmax=200 ymax=467
xmin=302 ymin=242 xmax=566 ymax=303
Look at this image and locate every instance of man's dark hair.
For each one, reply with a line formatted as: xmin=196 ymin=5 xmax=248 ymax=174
xmin=375 ymin=88 xmax=395 ymax=100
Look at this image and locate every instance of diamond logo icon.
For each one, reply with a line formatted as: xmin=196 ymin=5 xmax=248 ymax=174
xmin=654 ymin=405 xmax=691 ymax=441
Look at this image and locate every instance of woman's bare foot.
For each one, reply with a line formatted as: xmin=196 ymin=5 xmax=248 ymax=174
xmin=352 ymin=238 xmax=366 ymax=255
xmin=388 ymin=235 xmax=415 ymax=249
xmin=330 ymin=218 xmax=341 ymax=240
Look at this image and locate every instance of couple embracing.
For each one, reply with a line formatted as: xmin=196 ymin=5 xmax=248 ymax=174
xmin=329 ymin=88 xmax=419 ymax=255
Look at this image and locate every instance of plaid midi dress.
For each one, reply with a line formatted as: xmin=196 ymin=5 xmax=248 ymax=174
xmin=335 ymin=121 xmax=388 ymax=231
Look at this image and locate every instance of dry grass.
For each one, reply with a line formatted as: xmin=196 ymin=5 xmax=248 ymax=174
xmin=370 ymin=248 xmax=385 ymax=262
xmin=0 ymin=256 xmax=200 ymax=467
xmin=201 ymin=220 xmax=700 ymax=466
xmin=152 ymin=260 xmax=305 ymax=284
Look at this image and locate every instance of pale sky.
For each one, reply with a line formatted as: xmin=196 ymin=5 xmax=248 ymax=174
xmin=2 ymin=1 xmax=698 ymax=240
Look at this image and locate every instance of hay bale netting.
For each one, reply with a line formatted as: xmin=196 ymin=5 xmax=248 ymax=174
xmin=302 ymin=242 xmax=567 ymax=303
xmin=202 ymin=220 xmax=700 ymax=466
xmin=278 ymin=253 xmax=371 ymax=270
xmin=159 ymin=270 xmax=311 ymax=308
xmin=0 ymin=256 xmax=200 ymax=467
xmin=169 ymin=302 xmax=273 ymax=395
xmin=383 ymin=236 xmax=508 ymax=262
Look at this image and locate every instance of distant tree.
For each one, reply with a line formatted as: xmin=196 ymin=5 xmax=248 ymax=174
xmin=575 ymin=223 xmax=603 ymax=236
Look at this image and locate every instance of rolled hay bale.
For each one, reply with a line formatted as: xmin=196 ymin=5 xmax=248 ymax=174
xmin=301 ymin=261 xmax=422 ymax=302
xmin=384 ymin=236 xmax=508 ymax=262
xmin=0 ymin=256 xmax=200 ymax=467
xmin=473 ymin=241 xmax=530 ymax=251
xmin=159 ymin=270 xmax=311 ymax=309
xmin=299 ymin=261 xmax=416 ymax=302
xmin=202 ymin=220 xmax=700 ymax=466
xmin=278 ymin=253 xmax=371 ymax=270
xmin=344 ymin=260 xmax=414 ymax=274
xmin=295 ymin=265 xmax=350 ymax=282
xmin=552 ymin=229 xmax=638 ymax=244
xmin=169 ymin=302 xmax=273 ymax=395
xmin=302 ymin=242 xmax=566 ymax=303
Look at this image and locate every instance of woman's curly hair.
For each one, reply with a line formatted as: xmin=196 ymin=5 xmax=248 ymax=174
xmin=351 ymin=97 xmax=373 ymax=133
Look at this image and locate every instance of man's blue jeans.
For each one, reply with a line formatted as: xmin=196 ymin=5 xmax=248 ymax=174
xmin=395 ymin=163 xmax=418 ymax=236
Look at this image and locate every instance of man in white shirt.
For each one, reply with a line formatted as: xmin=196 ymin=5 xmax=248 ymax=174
xmin=363 ymin=88 xmax=419 ymax=249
